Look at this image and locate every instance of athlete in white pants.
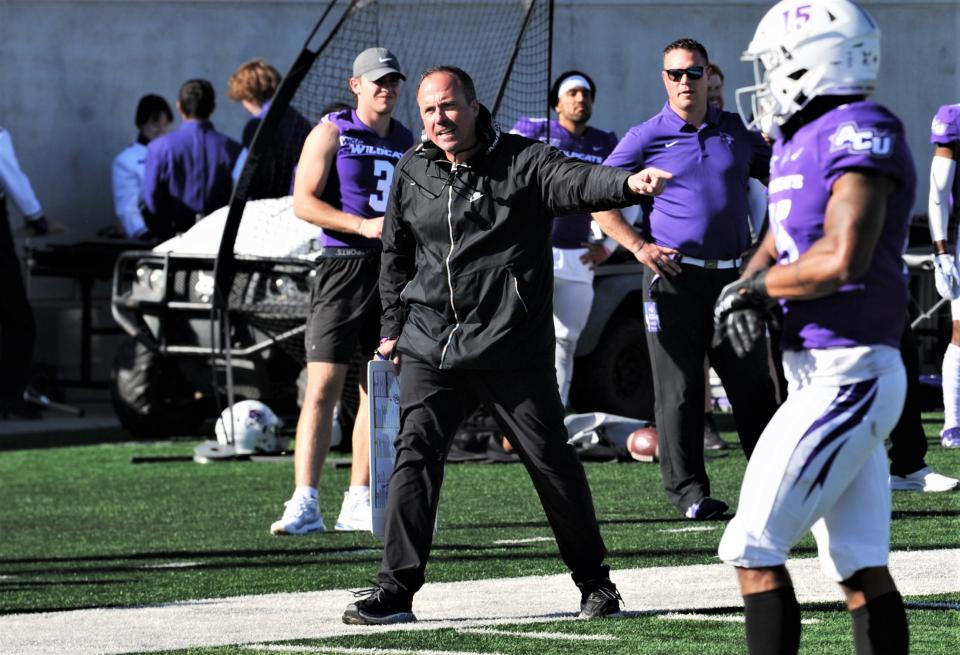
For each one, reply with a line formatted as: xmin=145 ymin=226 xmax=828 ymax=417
xmin=713 ymin=2 xmax=912 ymax=652
xmin=928 ymin=102 xmax=960 ymax=448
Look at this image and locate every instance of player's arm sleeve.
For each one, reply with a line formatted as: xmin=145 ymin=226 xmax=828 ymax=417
xmin=112 ymin=156 xmax=147 ymax=237
xmin=379 ymin=162 xmax=415 ymax=339
xmin=929 ymin=153 xmax=955 ymax=244
xmin=0 ymin=129 xmax=43 ymax=219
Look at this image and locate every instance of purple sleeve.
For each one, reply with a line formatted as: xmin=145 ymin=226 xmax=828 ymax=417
xmin=821 ymin=108 xmax=906 ymax=191
xmin=510 ymin=117 xmax=544 ymax=139
xmin=602 ymin=126 xmax=646 ymax=170
xmin=931 ymin=105 xmax=960 ymax=145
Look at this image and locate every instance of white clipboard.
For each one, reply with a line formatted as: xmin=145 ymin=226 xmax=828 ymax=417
xmin=367 ymin=359 xmax=401 ymax=537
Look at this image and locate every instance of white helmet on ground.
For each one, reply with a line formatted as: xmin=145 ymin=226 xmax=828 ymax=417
xmin=215 ymin=400 xmax=283 ymax=455
xmin=736 ymin=0 xmax=881 ymax=138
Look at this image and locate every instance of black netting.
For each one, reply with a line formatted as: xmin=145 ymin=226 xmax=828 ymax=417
xmin=217 ymin=0 xmax=551 ymax=368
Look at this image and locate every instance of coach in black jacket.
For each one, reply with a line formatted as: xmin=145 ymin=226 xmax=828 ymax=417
xmin=343 ymin=66 xmax=670 ymax=626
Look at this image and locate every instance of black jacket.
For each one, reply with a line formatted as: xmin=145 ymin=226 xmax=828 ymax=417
xmin=381 ymin=107 xmax=637 ymax=370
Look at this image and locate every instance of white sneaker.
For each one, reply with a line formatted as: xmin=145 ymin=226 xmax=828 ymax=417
xmin=335 ymin=489 xmax=372 ymax=532
xmin=890 ymin=466 xmax=959 ymax=493
xmin=270 ymin=495 xmax=326 ymax=535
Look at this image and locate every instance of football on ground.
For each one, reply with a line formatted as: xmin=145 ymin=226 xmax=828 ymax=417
xmin=627 ymin=427 xmax=659 ymax=462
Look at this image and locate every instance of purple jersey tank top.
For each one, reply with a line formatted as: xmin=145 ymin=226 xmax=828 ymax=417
xmin=319 ymin=109 xmax=413 ymax=248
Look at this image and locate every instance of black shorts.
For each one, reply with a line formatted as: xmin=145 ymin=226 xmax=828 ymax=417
xmin=304 ymin=250 xmax=381 ymax=364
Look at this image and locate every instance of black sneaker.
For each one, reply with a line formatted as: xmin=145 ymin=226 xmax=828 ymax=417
xmin=684 ymin=497 xmax=728 ymax=520
xmin=578 ymin=579 xmax=623 ymax=619
xmin=342 ymin=586 xmax=416 ymax=625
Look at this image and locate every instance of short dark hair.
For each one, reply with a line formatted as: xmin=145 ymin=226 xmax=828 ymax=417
xmin=549 ymin=70 xmax=596 ymax=108
xmin=178 ymin=79 xmax=216 ymax=119
xmin=417 ymin=66 xmax=477 ymax=103
xmin=135 ymin=94 xmax=173 ymax=127
xmin=663 ymin=38 xmax=710 ymax=65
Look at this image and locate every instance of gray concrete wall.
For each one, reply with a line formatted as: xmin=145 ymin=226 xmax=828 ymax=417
xmin=1 ymin=0 xmax=958 ymax=382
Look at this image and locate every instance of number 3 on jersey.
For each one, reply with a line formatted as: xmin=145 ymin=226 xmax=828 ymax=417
xmin=369 ymin=159 xmax=395 ymax=212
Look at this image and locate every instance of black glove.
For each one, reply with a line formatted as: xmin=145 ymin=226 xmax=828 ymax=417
xmin=712 ymin=270 xmax=777 ymax=358
xmin=25 ymin=215 xmax=49 ymax=236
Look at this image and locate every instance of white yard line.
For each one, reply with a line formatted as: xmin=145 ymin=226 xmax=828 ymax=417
xmin=246 ymin=645 xmax=506 ymax=655
xmin=456 ymin=627 xmax=618 ymax=640
xmin=491 ymin=537 xmax=554 ymax=545
xmin=659 ymin=526 xmax=718 ymax=533
xmin=659 ymin=612 xmax=820 ymax=624
xmin=1 ymin=548 xmax=956 ymax=655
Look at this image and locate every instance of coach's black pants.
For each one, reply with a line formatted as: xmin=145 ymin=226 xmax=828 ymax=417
xmin=377 ymin=356 xmax=610 ymax=598
xmin=0 ymin=199 xmax=35 ymax=405
xmin=643 ymin=265 xmax=779 ymax=514
xmin=885 ymin=319 xmax=927 ymax=475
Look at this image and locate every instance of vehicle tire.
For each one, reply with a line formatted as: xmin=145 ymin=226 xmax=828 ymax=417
xmin=571 ymin=316 xmax=655 ymax=420
xmin=110 ymin=337 xmax=206 ymax=437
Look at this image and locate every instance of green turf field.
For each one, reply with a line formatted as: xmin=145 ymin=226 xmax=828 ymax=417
xmin=1 ymin=414 xmax=958 ymax=654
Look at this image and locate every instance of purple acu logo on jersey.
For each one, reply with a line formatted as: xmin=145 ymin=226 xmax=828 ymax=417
xmin=828 ymin=122 xmax=894 ymax=158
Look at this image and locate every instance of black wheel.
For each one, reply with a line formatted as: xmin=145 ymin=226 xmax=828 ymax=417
xmin=110 ymin=338 xmax=206 ymax=437
xmin=571 ymin=316 xmax=655 ymax=420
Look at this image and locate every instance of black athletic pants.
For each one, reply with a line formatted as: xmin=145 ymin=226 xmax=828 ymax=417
xmin=643 ymin=265 xmax=779 ymax=514
xmin=0 ymin=199 xmax=35 ymax=404
xmin=886 ymin=319 xmax=927 ymax=475
xmin=377 ymin=356 xmax=610 ymax=598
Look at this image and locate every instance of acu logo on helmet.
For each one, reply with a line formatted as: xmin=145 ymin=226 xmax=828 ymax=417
xmin=829 ymin=122 xmax=893 ymax=157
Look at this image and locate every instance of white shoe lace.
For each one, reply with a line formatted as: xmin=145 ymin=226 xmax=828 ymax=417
xmin=283 ymin=495 xmax=317 ymax=521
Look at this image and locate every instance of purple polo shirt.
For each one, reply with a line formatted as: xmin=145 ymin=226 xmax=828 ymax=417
xmin=511 ymin=117 xmax=619 ymax=248
xmin=930 ymin=104 xmax=960 ymax=203
xmin=603 ymin=102 xmax=770 ymax=260
xmin=769 ymin=101 xmax=914 ymax=350
xmin=143 ymin=119 xmax=242 ymax=225
xmin=319 ymin=109 xmax=413 ymax=248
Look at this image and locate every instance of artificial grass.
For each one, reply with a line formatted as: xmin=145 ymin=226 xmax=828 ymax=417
xmin=1 ymin=422 xmax=958 ymax=616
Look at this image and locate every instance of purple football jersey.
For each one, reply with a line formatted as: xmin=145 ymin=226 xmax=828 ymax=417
xmin=769 ymin=101 xmax=915 ymax=351
xmin=511 ymin=117 xmax=618 ymax=248
xmin=603 ymin=103 xmax=771 ymax=260
xmin=319 ymin=109 xmax=413 ymax=248
xmin=930 ymin=103 xmax=960 ymax=205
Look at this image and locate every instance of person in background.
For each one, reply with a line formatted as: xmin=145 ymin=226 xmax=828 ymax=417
xmin=226 ymin=58 xmax=312 ymax=199
xmin=511 ymin=70 xmax=619 ymax=408
xmin=270 ymin=48 xmax=413 ymax=536
xmin=142 ymin=79 xmax=242 ymax=241
xmin=0 ymin=126 xmax=48 ymax=418
xmin=112 ymin=94 xmax=173 ymax=240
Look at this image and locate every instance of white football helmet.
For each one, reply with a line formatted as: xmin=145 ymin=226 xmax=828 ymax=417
xmin=736 ymin=0 xmax=881 ymax=139
xmin=215 ymin=400 xmax=283 ymax=455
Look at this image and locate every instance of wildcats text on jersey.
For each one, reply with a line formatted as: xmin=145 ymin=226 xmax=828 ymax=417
xmin=339 ymin=135 xmax=406 ymax=160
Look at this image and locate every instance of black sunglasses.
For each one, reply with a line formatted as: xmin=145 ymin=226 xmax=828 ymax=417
xmin=664 ymin=66 xmax=705 ymax=82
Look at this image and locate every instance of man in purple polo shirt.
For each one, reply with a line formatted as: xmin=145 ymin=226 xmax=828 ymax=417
xmin=143 ymin=79 xmax=242 ymax=241
xmin=511 ymin=71 xmax=619 ymax=407
xmin=713 ymin=2 xmax=912 ymax=652
xmin=592 ymin=38 xmax=778 ymax=520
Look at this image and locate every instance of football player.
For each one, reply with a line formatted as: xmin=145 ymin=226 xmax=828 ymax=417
xmin=510 ymin=71 xmax=619 ymax=407
xmin=270 ymin=48 xmax=414 ymax=535
xmin=713 ymin=1 xmax=912 ymax=653
xmin=928 ymin=103 xmax=960 ymax=448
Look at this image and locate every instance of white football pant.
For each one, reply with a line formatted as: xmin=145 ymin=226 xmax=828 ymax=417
xmin=553 ymin=246 xmax=594 ymax=407
xmin=719 ymin=345 xmax=905 ymax=582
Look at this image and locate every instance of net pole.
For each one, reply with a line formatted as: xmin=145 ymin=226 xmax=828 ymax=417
xmin=546 ymin=0 xmax=554 ymax=141
xmin=491 ymin=0 xmax=540 ymax=117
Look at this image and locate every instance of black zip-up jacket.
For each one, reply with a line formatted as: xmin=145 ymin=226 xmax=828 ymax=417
xmin=381 ymin=107 xmax=639 ymax=370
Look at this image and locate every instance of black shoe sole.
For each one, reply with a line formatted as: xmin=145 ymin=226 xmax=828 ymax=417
xmin=342 ymin=607 xmax=416 ymax=625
